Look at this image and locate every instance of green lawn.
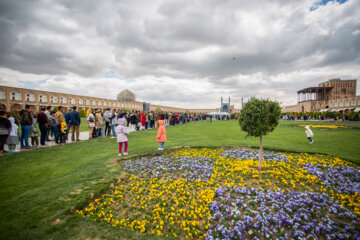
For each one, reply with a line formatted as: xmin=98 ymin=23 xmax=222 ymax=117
xmin=79 ymin=117 xmax=88 ymax=132
xmin=0 ymin=120 xmax=359 ymax=240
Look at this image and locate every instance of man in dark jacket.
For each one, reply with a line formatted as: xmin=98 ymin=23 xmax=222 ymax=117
xmin=0 ymin=111 xmax=11 ymax=153
xmin=69 ymin=106 xmax=81 ymax=141
xmin=64 ymin=108 xmax=72 ymax=141
xmin=54 ymin=106 xmax=64 ymax=144
xmin=20 ymin=105 xmax=33 ymax=149
xmin=37 ymin=107 xmax=48 ymax=146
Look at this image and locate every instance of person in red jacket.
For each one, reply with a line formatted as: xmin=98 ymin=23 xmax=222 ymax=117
xmin=140 ymin=112 xmax=146 ymax=130
xmin=156 ymin=120 xmax=167 ymax=151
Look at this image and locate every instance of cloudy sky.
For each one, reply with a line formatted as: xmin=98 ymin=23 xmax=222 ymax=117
xmin=0 ymin=0 xmax=359 ymax=109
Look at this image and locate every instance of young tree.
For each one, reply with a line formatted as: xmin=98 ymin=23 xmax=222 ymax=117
xmin=79 ymin=109 xmax=86 ymax=117
xmin=238 ymin=98 xmax=282 ymax=169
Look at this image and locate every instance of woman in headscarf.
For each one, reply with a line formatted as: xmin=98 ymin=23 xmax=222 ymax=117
xmin=6 ymin=116 xmax=19 ymax=152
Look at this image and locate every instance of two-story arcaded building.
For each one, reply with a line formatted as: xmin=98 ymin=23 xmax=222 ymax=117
xmin=0 ymin=86 xmax=146 ymax=113
xmin=0 ymin=86 xmax=240 ymax=114
xmin=283 ymin=78 xmax=360 ymax=113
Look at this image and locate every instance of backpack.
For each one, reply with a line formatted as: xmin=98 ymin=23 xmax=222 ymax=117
xmin=46 ymin=118 xmax=54 ymax=129
xmin=20 ymin=111 xmax=32 ymax=125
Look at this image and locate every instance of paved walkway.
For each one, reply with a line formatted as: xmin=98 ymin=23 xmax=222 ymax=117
xmin=4 ymin=131 xmax=91 ymax=152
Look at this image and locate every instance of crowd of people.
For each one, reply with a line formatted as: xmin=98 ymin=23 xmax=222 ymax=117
xmin=0 ymin=106 xmax=220 ymax=153
xmin=0 ymin=105 xmax=81 ymax=153
xmin=85 ymin=108 xmax=215 ymax=139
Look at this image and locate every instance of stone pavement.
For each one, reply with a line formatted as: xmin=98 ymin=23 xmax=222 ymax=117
xmin=4 ymin=131 xmax=91 ymax=152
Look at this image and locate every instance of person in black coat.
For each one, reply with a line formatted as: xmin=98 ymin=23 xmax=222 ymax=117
xmin=0 ymin=111 xmax=11 ymax=153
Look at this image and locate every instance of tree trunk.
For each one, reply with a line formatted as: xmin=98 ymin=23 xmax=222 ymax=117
xmin=259 ymin=134 xmax=263 ymax=169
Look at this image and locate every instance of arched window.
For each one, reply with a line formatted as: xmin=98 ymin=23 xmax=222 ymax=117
xmin=60 ymin=96 xmax=67 ymax=104
xmin=50 ymin=95 xmax=58 ymax=104
xmin=38 ymin=94 xmax=48 ymax=103
xmin=0 ymin=88 xmax=5 ymax=100
xmin=10 ymin=90 xmax=22 ymax=101
xmin=70 ymin=97 xmax=76 ymax=105
xmin=25 ymin=92 xmax=35 ymax=102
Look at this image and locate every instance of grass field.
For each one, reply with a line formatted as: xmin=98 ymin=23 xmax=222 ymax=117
xmin=0 ymin=120 xmax=359 ymax=239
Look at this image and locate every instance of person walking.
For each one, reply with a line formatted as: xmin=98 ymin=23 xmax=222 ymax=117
xmin=156 ymin=120 xmax=167 ymax=151
xmin=149 ymin=111 xmax=154 ymax=129
xmin=54 ymin=106 xmax=64 ymax=144
xmin=0 ymin=111 xmax=11 ymax=153
xmin=70 ymin=106 xmax=81 ymax=142
xmin=95 ymin=110 xmax=103 ymax=137
xmin=145 ymin=113 xmax=149 ymax=129
xmin=305 ymin=126 xmax=314 ymax=144
xmin=165 ymin=112 xmax=169 ymax=126
xmin=86 ymin=108 xmax=92 ymax=118
xmin=129 ymin=110 xmax=137 ymax=132
xmin=49 ymin=111 xmax=57 ymax=140
xmin=103 ymin=108 xmax=112 ymax=136
xmin=30 ymin=116 xmax=39 ymax=147
xmin=140 ymin=112 xmax=146 ymax=130
xmin=6 ymin=116 xmax=19 ymax=152
xmin=37 ymin=107 xmax=48 ymax=146
xmin=20 ymin=105 xmax=33 ymax=149
xmin=87 ymin=109 xmax=96 ymax=139
xmin=60 ymin=120 xmax=68 ymax=143
xmin=45 ymin=106 xmax=52 ymax=141
xmin=110 ymin=109 xmax=118 ymax=138
xmin=116 ymin=117 xmax=129 ymax=156
xmin=64 ymin=108 xmax=72 ymax=140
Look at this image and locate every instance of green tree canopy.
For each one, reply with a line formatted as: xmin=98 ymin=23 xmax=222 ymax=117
xmin=79 ymin=109 xmax=86 ymax=117
xmin=239 ymin=98 xmax=281 ymax=169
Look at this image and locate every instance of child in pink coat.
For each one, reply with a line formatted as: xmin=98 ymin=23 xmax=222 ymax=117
xmin=156 ymin=120 xmax=167 ymax=150
xmin=116 ymin=118 xmax=129 ymax=156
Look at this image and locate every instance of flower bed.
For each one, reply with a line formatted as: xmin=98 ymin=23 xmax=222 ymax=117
xmin=207 ymin=187 xmax=358 ymax=239
xmin=77 ymin=148 xmax=360 ymax=239
xmin=299 ymin=125 xmax=344 ymax=128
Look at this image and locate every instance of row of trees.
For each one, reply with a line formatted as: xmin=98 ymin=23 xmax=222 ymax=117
xmin=283 ymin=111 xmax=359 ymax=121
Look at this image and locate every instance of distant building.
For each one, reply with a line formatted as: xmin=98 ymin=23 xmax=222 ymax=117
xmin=117 ymin=89 xmax=136 ymax=102
xmin=283 ymin=78 xmax=360 ymax=113
xmin=220 ymin=97 xmax=231 ymax=113
xmin=0 ymin=86 xmax=241 ymax=114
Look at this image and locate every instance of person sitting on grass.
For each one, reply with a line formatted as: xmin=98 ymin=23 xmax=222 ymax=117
xmin=156 ymin=120 xmax=167 ymax=151
xmin=305 ymin=125 xmax=314 ymax=144
xmin=116 ymin=117 xmax=129 ymax=157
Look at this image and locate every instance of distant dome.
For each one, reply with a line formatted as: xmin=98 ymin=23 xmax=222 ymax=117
xmin=117 ymin=89 xmax=136 ymax=102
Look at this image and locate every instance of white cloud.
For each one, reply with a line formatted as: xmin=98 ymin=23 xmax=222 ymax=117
xmin=0 ymin=0 xmax=359 ymax=109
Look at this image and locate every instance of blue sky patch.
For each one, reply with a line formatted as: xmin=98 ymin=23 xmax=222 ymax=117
xmin=105 ymin=70 xmax=118 ymax=78
xmin=23 ymin=79 xmax=47 ymax=90
xmin=310 ymin=0 xmax=348 ymax=11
